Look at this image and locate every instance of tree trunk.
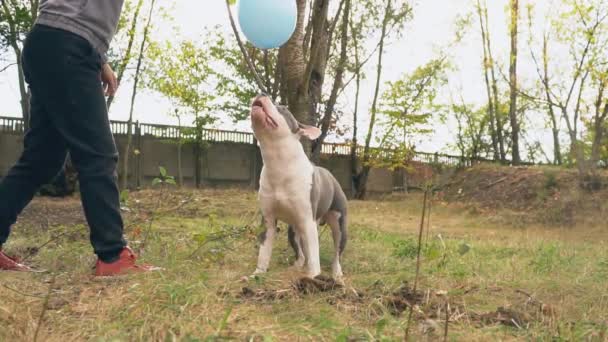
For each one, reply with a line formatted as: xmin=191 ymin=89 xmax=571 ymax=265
xmin=508 ymin=0 xmax=521 ymax=165
xmin=483 ymin=4 xmax=506 ymax=162
xmin=350 ymin=20 xmax=361 ymax=198
xmin=590 ymin=118 xmax=605 ymax=165
xmin=195 ymin=115 xmax=202 ymax=188
xmin=542 ymin=35 xmax=562 ymax=165
xmin=0 ymin=1 xmax=34 ymax=132
xmin=280 ymin=0 xmax=312 ymax=154
xmin=311 ymin=0 xmax=350 ymax=162
xmin=16 ymin=54 xmax=31 ymax=132
xmin=307 ymin=0 xmax=331 ymax=123
xmin=121 ymin=0 xmax=156 ymax=190
xmin=280 ymin=0 xmax=337 ymax=157
xmin=476 ymin=0 xmax=498 ymax=160
xmin=107 ymin=0 xmax=145 ymax=112
xmin=551 ymin=121 xmax=561 ymax=165
xmin=560 ymin=105 xmax=587 ymax=176
xmin=177 ymin=116 xmax=184 ymax=187
xmin=355 ymin=0 xmax=392 ymax=200
xmin=591 ymin=78 xmax=608 ymax=165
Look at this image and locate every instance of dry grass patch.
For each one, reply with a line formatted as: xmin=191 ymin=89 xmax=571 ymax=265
xmin=1 ymin=188 xmax=607 ymax=341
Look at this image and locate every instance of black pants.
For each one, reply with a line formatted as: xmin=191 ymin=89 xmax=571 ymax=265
xmin=0 ymin=25 xmax=126 ymax=261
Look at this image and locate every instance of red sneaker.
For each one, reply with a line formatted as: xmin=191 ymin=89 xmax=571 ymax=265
xmin=0 ymin=250 xmax=32 ymax=272
xmin=94 ymin=247 xmax=161 ymax=277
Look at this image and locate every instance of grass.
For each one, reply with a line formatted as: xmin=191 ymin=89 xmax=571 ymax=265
xmin=1 ymin=188 xmax=607 ymax=341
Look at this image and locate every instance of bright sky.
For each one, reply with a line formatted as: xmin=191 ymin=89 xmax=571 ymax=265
xmin=0 ymin=0 xmax=555 ymax=156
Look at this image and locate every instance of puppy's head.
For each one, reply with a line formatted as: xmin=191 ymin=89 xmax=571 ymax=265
xmin=250 ymin=94 xmax=321 ymax=141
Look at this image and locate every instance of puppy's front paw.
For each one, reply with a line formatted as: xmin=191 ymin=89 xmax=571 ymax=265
xmin=306 ymin=270 xmax=322 ymax=279
xmin=293 ymin=258 xmax=305 ymax=268
xmin=333 ymin=275 xmax=345 ymax=287
xmin=252 ymin=268 xmax=266 ymax=276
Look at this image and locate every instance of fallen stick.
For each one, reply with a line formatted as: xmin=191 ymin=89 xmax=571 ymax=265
xmin=33 ymin=272 xmax=56 ymax=342
xmin=404 ymin=187 xmax=430 ymax=341
xmin=483 ymin=177 xmax=508 ymax=189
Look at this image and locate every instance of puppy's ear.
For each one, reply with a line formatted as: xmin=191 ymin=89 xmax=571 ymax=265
xmin=297 ymin=123 xmax=322 ymax=140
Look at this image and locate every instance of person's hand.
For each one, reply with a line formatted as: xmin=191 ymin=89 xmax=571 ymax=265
xmin=101 ymin=63 xmax=118 ymax=96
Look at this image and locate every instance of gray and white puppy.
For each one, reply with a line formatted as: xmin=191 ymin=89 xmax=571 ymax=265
xmin=250 ymin=94 xmax=348 ymax=282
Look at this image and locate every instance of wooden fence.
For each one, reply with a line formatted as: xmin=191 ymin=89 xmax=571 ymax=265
xmin=1 ymin=116 xmax=472 ymax=167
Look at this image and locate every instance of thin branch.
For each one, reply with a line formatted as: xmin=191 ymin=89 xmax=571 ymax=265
xmin=107 ymin=0 xmax=145 ymax=110
xmin=312 ymin=0 xmax=350 ymax=159
xmin=263 ymin=50 xmax=272 ymax=93
xmin=301 ymin=0 xmax=330 ymax=93
xmin=328 ymin=0 xmax=346 ymax=34
xmin=564 ymin=18 xmax=602 ymax=108
xmin=303 ymin=0 xmax=314 ymax=59
xmin=528 ymin=40 xmax=561 ymax=104
xmin=0 ymin=62 xmax=17 ymax=73
xmin=572 ymin=69 xmax=590 ymax=133
xmin=271 ymin=51 xmax=282 ymax=101
xmin=336 ymin=41 xmax=381 ymax=98
xmin=322 ymin=0 xmax=346 ymax=62
xmin=337 ymin=23 xmax=400 ymax=99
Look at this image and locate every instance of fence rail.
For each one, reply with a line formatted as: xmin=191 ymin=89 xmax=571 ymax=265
xmin=0 ymin=116 xmax=24 ymax=134
xmin=1 ymin=116 xmax=471 ymax=167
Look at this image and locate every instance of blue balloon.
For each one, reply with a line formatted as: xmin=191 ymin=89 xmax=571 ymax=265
xmin=238 ymin=0 xmax=297 ymax=50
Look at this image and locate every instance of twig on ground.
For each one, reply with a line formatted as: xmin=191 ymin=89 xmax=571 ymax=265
xmin=189 ymin=225 xmax=254 ymax=259
xmin=425 ymin=193 xmax=433 ymax=247
xmin=33 ymin=272 xmax=56 ymax=342
xmin=413 ymin=187 xmax=430 ymax=291
xmin=21 ymin=231 xmax=71 ymax=263
xmin=483 ymin=177 xmax=508 ymax=189
xmin=405 ymin=186 xmax=430 ymax=341
xmin=153 ymin=194 xmax=195 ymax=215
xmin=444 ymin=299 xmax=449 ymax=341
xmin=139 ymin=184 xmax=166 ymax=254
xmin=1 ymin=284 xmax=44 ymax=298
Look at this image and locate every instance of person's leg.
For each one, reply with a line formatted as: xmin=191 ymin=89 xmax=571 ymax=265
xmin=0 ymin=87 xmax=68 ymax=248
xmin=23 ymin=25 xmax=126 ymax=262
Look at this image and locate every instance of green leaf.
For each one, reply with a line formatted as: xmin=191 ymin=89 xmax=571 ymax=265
xmin=159 ymin=166 xmax=167 ymax=178
xmin=458 ymin=243 xmax=471 ymax=255
xmin=215 ymin=306 xmax=233 ymax=336
xmin=375 ymin=317 xmax=388 ymax=336
xmin=335 ymin=328 xmax=352 ymax=342
xmin=152 ymin=178 xmax=162 ymax=186
xmin=119 ymin=189 xmax=130 ymax=204
xmin=194 ymin=233 xmax=207 ymax=244
xmin=165 ymin=178 xmax=177 ymax=185
xmin=425 ymin=244 xmax=442 ymax=260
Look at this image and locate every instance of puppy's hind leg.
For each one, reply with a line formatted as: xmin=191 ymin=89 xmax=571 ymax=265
xmin=326 ymin=210 xmax=346 ymax=285
xmin=288 ymin=225 xmax=306 ymax=268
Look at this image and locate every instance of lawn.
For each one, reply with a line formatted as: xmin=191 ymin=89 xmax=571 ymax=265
xmin=1 ymin=188 xmax=607 ymax=341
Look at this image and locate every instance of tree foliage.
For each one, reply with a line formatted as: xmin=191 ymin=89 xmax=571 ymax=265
xmin=146 ymin=40 xmax=215 ymax=123
xmin=374 ymin=58 xmax=448 ymax=166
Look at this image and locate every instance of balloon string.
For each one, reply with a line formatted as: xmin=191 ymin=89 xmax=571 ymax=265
xmin=225 ymin=0 xmax=270 ymax=94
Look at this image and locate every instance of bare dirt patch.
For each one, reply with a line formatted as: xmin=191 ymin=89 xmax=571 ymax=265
xmin=442 ymin=164 xmax=608 ymax=225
